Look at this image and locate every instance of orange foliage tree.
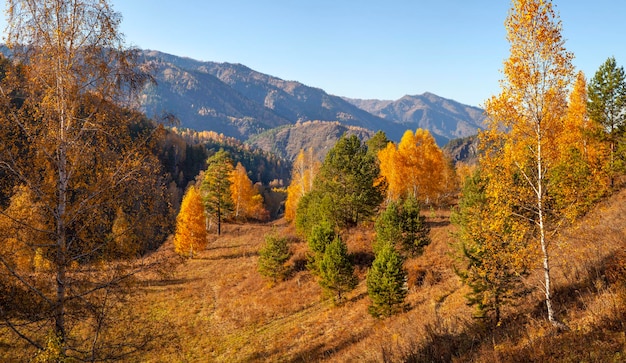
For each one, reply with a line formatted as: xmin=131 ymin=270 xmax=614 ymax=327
xmin=174 ymin=185 xmax=207 ymax=258
xmin=550 ymin=71 xmax=610 ymax=218
xmin=482 ymin=0 xmax=576 ymax=327
xmin=378 ymin=128 xmax=452 ymax=205
xmin=284 ymin=148 xmax=319 ymax=222
xmin=230 ymin=162 xmax=268 ymax=221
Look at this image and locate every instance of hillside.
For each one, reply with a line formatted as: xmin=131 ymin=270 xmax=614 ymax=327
xmin=140 ymin=53 xmax=291 ymax=139
xmin=346 ymin=93 xmax=486 ymax=145
xmin=4 ymin=188 xmax=618 ymax=361
xmin=138 ymin=50 xmax=483 ymax=148
xmin=139 ymin=50 xmax=406 ymax=141
xmin=246 ymin=121 xmax=375 ymax=161
xmin=442 ymin=134 xmax=480 ymax=165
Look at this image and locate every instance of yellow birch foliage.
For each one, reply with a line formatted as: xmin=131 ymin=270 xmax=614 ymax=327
xmin=229 ymin=162 xmax=268 ymax=221
xmin=378 ymin=129 xmax=452 ymax=204
xmin=285 ymin=148 xmax=319 ymax=222
xmin=107 ymin=207 xmax=139 ymax=258
xmin=482 ymin=0 xmax=575 ymax=325
xmin=0 ymin=185 xmax=49 ymax=272
xmin=174 ymin=186 xmax=207 ymax=258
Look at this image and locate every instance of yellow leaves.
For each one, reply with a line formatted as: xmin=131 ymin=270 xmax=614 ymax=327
xmin=285 ymin=148 xmax=319 ymax=223
xmin=0 ymin=185 xmax=50 ymax=272
xmin=229 ymin=162 xmax=268 ymax=221
xmin=378 ymin=129 xmax=453 ymax=205
xmin=173 ymin=185 xmax=207 ymax=258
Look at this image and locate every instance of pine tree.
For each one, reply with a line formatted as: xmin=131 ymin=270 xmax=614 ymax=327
xmin=367 ymin=242 xmax=408 ymax=318
xmin=306 ymin=221 xmax=337 ymax=273
xmin=373 ymin=200 xmax=402 ymax=254
xmin=374 ymin=196 xmax=430 ymax=256
xmin=451 ymin=169 xmax=532 ymax=324
xmin=318 ymin=236 xmax=357 ymax=304
xmin=174 ymin=186 xmax=207 ymax=258
xmin=258 ymin=233 xmax=291 ymax=284
xmin=201 ymin=150 xmax=234 ymax=235
xmin=588 ymin=57 xmax=626 ymax=187
xmin=314 ymin=134 xmax=384 ymax=228
xmin=399 ymin=195 xmax=430 ymax=256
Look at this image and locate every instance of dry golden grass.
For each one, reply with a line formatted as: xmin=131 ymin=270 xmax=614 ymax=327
xmin=2 ymin=189 xmax=624 ymax=362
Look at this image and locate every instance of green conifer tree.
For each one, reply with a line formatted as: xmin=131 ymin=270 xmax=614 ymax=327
xmin=258 ymin=233 xmax=291 ymax=284
xmin=373 ymin=200 xmax=402 ymax=253
xmin=318 ymin=236 xmax=357 ymax=304
xmin=306 ymin=221 xmax=337 ymax=273
xmin=367 ymin=242 xmax=408 ymax=318
xmin=399 ymin=195 xmax=430 ymax=256
xmin=201 ymin=150 xmax=234 ymax=235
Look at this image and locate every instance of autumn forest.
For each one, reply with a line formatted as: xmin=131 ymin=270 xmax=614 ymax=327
xmin=1 ymin=0 xmax=625 ymax=362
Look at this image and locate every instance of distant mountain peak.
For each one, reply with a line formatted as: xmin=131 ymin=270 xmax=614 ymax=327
xmin=137 ymin=49 xmax=484 ymax=153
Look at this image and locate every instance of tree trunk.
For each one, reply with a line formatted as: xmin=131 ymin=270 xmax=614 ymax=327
xmin=537 ymin=128 xmax=556 ymax=325
xmin=55 ymin=140 xmax=68 ymax=351
xmin=217 ymin=205 xmax=222 ymax=236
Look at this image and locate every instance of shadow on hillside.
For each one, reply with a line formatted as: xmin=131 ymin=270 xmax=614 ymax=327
xmin=427 ymin=219 xmax=450 ymax=228
xmin=351 ymin=251 xmax=375 ymax=269
xmin=138 ymin=277 xmax=202 ymax=288
xmin=206 ymin=244 xmax=247 ymax=251
xmin=401 ymin=250 xmax=626 ymax=362
xmin=275 ymin=331 xmax=369 ymax=363
xmin=197 ymin=251 xmax=259 ymax=261
xmin=348 ymin=291 xmax=368 ymax=303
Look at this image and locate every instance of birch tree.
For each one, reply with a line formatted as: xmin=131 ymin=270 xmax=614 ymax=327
xmin=483 ymin=0 xmax=573 ymax=327
xmin=0 ymin=0 xmax=166 ymax=359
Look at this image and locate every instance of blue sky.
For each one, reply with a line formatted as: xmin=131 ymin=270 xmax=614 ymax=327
xmin=2 ymin=1 xmax=625 ymax=107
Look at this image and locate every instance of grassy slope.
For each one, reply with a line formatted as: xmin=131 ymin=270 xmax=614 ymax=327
xmin=134 ymin=190 xmax=625 ymax=362
xmin=2 ymin=189 xmax=624 ymax=361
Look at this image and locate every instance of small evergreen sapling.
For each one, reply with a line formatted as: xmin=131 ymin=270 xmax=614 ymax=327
xmin=318 ymin=236 xmax=357 ymax=304
xmin=258 ymin=233 xmax=291 ymax=284
xmin=367 ymin=242 xmax=408 ymax=318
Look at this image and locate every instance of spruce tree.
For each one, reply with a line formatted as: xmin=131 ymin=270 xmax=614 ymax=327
xmin=318 ymin=236 xmax=357 ymax=304
xmin=367 ymin=242 xmax=408 ymax=318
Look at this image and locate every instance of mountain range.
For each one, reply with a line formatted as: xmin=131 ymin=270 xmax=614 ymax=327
xmin=138 ymin=50 xmax=486 ymax=159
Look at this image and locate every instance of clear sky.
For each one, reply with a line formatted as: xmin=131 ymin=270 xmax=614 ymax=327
xmin=2 ymin=1 xmax=625 ymax=107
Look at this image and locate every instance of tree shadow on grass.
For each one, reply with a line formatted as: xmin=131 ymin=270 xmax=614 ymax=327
xmin=351 ymin=251 xmax=375 ymax=269
xmin=137 ymin=277 xmax=202 ymax=288
xmin=197 ymin=251 xmax=259 ymax=261
xmin=247 ymin=330 xmax=370 ymax=362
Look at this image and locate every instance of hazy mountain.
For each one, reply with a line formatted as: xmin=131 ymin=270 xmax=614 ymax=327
xmin=139 ymin=50 xmax=405 ymax=141
xmin=247 ymin=121 xmax=375 ymax=161
xmin=345 ymin=93 xmax=486 ymax=144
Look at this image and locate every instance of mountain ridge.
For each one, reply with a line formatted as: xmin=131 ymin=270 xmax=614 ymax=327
xmin=138 ymin=50 xmax=485 ymax=147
